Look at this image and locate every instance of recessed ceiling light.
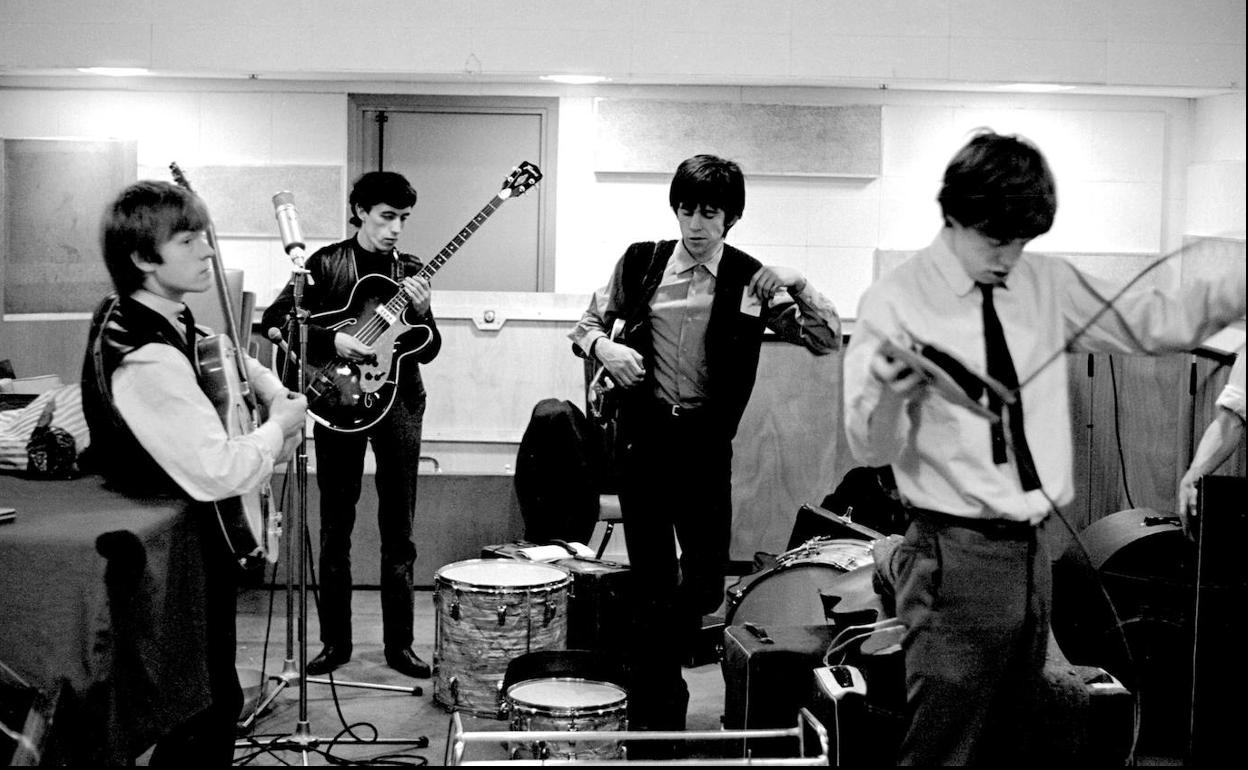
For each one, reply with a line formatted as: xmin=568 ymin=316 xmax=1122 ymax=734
xmin=77 ymin=67 xmax=150 ymax=77
xmin=997 ymin=83 xmax=1076 ymax=93
xmin=540 ymin=74 xmax=609 ymax=85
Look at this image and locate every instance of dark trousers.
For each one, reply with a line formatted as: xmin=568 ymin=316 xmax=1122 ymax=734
xmin=313 ymin=395 xmax=424 ymax=650
xmin=894 ymin=510 xmax=1051 ymax=766
xmin=617 ymin=405 xmax=732 ymax=730
xmin=149 ymin=513 xmax=242 ymax=766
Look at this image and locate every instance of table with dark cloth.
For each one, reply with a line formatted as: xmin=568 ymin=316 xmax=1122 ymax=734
xmin=0 ymin=474 xmax=211 ymax=764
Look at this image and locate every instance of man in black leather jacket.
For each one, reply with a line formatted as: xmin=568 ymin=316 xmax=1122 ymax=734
xmin=262 ymin=171 xmax=441 ymax=678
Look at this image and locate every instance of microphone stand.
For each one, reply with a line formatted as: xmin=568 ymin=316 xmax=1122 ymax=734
xmin=235 ymin=257 xmax=428 ymax=765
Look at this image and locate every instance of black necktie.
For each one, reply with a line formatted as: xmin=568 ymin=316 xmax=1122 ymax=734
xmin=178 ymin=306 xmax=199 ymax=366
xmin=978 ymin=283 xmax=1041 ymax=491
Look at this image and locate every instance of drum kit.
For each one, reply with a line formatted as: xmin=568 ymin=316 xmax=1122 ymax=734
xmin=430 ymin=508 xmax=887 ymax=761
xmin=432 ymin=557 xmax=629 ymax=760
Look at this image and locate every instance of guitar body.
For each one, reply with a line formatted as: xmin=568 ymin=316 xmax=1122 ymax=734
xmin=586 ymin=319 xmax=627 ymax=426
xmin=196 ymin=334 xmax=278 ymax=567
xmin=298 ymin=273 xmax=435 ymax=433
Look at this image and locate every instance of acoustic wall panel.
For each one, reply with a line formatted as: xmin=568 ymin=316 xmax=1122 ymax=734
xmin=1 ymin=138 xmax=136 ymax=314
xmin=594 ymin=100 xmax=881 ymax=178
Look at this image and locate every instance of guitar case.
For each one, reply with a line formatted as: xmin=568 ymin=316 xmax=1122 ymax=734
xmin=513 ymin=399 xmax=604 ymax=546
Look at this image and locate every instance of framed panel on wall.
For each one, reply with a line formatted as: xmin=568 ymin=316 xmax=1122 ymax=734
xmin=1 ymin=138 xmax=137 ymax=316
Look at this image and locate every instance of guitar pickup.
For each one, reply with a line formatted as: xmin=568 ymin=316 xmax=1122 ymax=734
xmin=374 ymin=305 xmax=398 ymax=325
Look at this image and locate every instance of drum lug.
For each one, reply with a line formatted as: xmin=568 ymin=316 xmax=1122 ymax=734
xmin=450 ymin=598 xmax=460 ymax=621
xmin=496 ymin=679 xmax=507 ymax=718
xmin=449 ymin=676 xmax=460 ymax=705
xmin=543 ymin=601 xmax=556 ymax=627
xmin=497 ymin=604 xmax=507 ymax=626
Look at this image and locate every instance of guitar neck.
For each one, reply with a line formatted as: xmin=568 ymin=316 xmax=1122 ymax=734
xmin=378 ymin=193 xmax=506 ymax=318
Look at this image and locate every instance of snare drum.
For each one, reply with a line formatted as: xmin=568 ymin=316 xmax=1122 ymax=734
xmin=725 ymin=538 xmax=874 ymax=626
xmin=505 ymin=677 xmax=628 ymax=760
xmin=433 ymin=559 xmax=572 ymax=716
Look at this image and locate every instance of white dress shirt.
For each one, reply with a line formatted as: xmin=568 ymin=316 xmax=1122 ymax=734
xmin=1216 ymin=352 xmax=1246 ymax=420
xmin=844 ymin=230 xmax=1246 ymax=523
xmin=112 ymin=289 xmax=288 ymax=502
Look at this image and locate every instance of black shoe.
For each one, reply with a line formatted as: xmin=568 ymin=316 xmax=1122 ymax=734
xmin=384 ymin=647 xmax=431 ymax=678
xmin=306 ymin=644 xmax=352 ymax=675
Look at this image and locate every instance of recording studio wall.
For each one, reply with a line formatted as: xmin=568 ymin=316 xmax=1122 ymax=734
xmin=0 ymin=75 xmax=1241 ymax=560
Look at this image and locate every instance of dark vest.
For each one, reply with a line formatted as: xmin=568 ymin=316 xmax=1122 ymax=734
xmin=613 ymin=240 xmax=768 ymax=439
xmin=80 ymin=294 xmax=194 ymax=498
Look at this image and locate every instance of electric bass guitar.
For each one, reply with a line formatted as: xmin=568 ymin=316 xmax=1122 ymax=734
xmin=170 ymin=162 xmax=279 ymax=569
xmin=293 ymin=161 xmax=542 ymax=433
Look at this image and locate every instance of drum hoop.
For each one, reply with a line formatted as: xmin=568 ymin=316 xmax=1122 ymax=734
xmin=505 ymin=677 xmax=628 ymax=713
xmin=436 ymin=575 xmax=572 ymax=594
xmin=777 ymin=538 xmax=873 ymax=567
xmin=435 ymin=558 xmax=572 ymax=592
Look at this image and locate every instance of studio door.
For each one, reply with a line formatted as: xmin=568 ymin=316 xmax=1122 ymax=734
xmin=359 ymin=108 xmax=547 ymax=292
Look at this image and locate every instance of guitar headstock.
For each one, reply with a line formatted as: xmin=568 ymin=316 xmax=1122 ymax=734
xmin=497 ymin=161 xmax=542 ymax=200
xmin=169 ymin=162 xmax=193 ymax=192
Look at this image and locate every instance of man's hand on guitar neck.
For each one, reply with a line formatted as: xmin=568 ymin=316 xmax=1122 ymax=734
xmin=400 ymin=275 xmax=432 ymax=315
xmin=595 ymin=338 xmax=646 ymax=388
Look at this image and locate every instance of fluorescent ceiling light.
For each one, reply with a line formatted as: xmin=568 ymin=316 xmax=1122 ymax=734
xmin=77 ymin=67 xmax=150 ymax=77
xmin=997 ymin=83 xmax=1076 ymax=93
xmin=540 ymin=74 xmax=609 ymax=85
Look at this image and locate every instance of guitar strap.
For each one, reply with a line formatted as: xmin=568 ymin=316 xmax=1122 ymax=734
xmin=621 ymin=241 xmax=667 ymax=333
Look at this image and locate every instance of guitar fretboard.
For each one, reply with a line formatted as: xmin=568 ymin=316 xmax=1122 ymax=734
xmin=415 ymin=195 xmax=504 ymax=283
xmin=362 ymin=194 xmax=505 ymax=343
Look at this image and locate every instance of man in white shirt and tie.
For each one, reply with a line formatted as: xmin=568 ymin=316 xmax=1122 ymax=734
xmin=843 ymin=131 xmax=1246 ymax=765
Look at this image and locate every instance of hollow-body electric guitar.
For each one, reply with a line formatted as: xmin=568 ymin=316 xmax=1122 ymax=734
xmin=170 ymin=162 xmax=278 ymax=569
xmin=296 ymin=161 xmax=542 ymax=433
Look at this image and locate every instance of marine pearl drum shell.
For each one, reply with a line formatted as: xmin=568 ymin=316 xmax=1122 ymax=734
xmin=433 ymin=559 xmax=571 ymax=716
xmin=505 ymin=677 xmax=628 ymax=760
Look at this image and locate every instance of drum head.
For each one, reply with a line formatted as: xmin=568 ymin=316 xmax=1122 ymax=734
xmin=506 ymin=678 xmax=627 ymax=712
xmin=728 ymin=563 xmax=845 ymax=626
xmin=436 ymin=558 xmax=569 ymax=588
xmin=728 ymin=539 xmax=876 ymax=627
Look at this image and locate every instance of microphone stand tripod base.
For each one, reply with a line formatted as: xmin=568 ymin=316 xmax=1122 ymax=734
xmin=237 ymin=657 xmax=300 ymax=732
xmin=306 ymin=676 xmax=422 ymax=696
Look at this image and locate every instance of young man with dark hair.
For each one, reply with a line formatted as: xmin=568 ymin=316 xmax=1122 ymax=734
xmin=261 ymin=170 xmax=440 ymax=679
xmin=570 ymin=154 xmax=841 ymax=732
xmin=844 ymin=130 xmax=1246 ymax=765
xmin=82 ymin=180 xmax=307 ymax=764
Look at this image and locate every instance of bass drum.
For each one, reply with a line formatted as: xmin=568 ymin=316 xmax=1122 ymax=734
xmin=1052 ymin=508 xmax=1196 ymax=758
xmin=725 ymin=538 xmax=875 ymax=626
